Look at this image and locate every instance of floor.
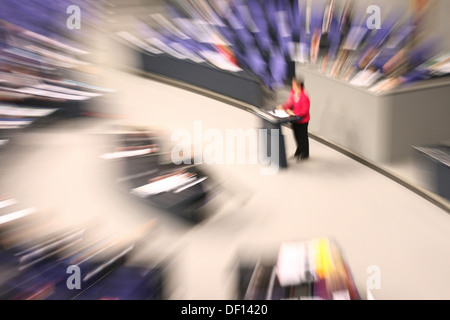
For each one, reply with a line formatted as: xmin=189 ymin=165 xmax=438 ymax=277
xmin=1 ymin=57 xmax=449 ymax=300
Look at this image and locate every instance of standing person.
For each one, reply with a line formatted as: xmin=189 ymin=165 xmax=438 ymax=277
xmin=277 ymin=78 xmax=311 ymax=161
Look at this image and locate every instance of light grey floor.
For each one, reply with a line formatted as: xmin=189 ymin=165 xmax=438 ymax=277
xmin=1 ymin=65 xmax=449 ymax=300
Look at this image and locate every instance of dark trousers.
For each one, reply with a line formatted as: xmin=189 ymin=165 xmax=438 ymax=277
xmin=292 ymin=122 xmax=309 ymax=159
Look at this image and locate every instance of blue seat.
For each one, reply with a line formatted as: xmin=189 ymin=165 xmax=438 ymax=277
xmin=289 ymin=0 xmax=302 ymax=43
xmin=328 ymin=16 xmax=341 ymax=60
xmin=269 ymin=49 xmax=287 ymax=88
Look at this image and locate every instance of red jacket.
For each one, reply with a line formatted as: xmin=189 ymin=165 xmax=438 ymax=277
xmin=283 ymin=89 xmax=310 ymax=124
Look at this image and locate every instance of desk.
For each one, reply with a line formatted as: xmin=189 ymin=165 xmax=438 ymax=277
xmin=236 ymin=238 xmax=360 ymax=300
xmin=139 ymin=50 xmax=264 ymax=107
xmin=296 ymin=64 xmax=450 ymax=163
xmin=414 ymin=145 xmax=450 ymax=201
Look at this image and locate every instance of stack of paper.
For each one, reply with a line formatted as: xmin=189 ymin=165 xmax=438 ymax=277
xmin=269 ymin=109 xmax=290 ymax=118
xmin=0 ymin=118 xmax=34 ymax=127
xmin=276 ymin=242 xmax=305 ymax=286
xmin=350 ymin=70 xmax=382 ymax=87
xmin=15 ymin=87 xmax=90 ymax=101
xmin=0 ymin=207 xmax=36 ymax=226
xmin=116 ymin=31 xmax=163 ymax=55
xmin=0 ymin=197 xmax=17 ymax=209
xmin=147 ymin=38 xmax=188 ymax=60
xmin=0 ymin=105 xmax=57 ymax=117
xmin=199 ymin=50 xmax=242 ymax=72
xmin=131 ymin=173 xmax=197 ymax=197
xmin=33 ymin=84 xmax=102 ymax=98
xmin=100 ymin=148 xmax=154 ymax=160
xmin=427 ymin=53 xmax=450 ymax=75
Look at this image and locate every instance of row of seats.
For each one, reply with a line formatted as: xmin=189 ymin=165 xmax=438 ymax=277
xmin=0 ymin=4 xmax=160 ymax=300
xmin=0 ymin=195 xmax=164 ymax=300
xmin=0 ymin=11 xmax=114 ymax=147
xmin=99 ymin=126 xmax=216 ymax=223
xmin=117 ymin=0 xmax=449 ymax=93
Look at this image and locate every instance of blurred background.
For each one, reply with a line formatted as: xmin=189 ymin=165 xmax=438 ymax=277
xmin=0 ymin=0 xmax=449 ymax=300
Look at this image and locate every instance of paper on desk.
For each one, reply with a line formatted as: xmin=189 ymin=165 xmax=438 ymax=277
xmin=23 ymin=30 xmax=88 ymax=55
xmin=269 ymin=109 xmax=290 ymax=118
xmin=350 ymin=70 xmax=382 ymax=87
xmin=0 ymin=105 xmax=57 ymax=117
xmin=116 ymin=31 xmax=163 ymax=55
xmin=199 ymin=50 xmax=242 ymax=72
xmin=368 ymin=76 xmax=405 ymax=93
xmin=332 ymin=290 xmax=351 ymax=300
xmin=16 ymin=87 xmax=90 ymax=100
xmin=170 ymin=43 xmax=205 ymax=64
xmin=33 ymin=84 xmax=102 ymax=98
xmin=0 ymin=197 xmax=17 ymax=209
xmin=0 ymin=207 xmax=36 ymax=225
xmin=426 ymin=52 xmax=450 ymax=75
xmin=0 ymin=119 xmax=34 ymax=126
xmin=147 ymin=37 xmax=187 ymax=60
xmin=60 ymin=79 xmax=116 ymax=93
xmin=0 ymin=125 xmax=22 ymax=129
xmin=276 ymin=242 xmax=305 ymax=286
xmin=100 ymin=148 xmax=153 ymax=160
xmin=131 ymin=174 xmax=197 ymax=197
xmin=174 ymin=177 xmax=207 ymax=193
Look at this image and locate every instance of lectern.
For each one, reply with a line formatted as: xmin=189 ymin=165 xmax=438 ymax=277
xmin=250 ymin=108 xmax=302 ymax=169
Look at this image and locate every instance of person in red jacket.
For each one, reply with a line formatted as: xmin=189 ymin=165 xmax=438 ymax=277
xmin=277 ymin=78 xmax=311 ymax=161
